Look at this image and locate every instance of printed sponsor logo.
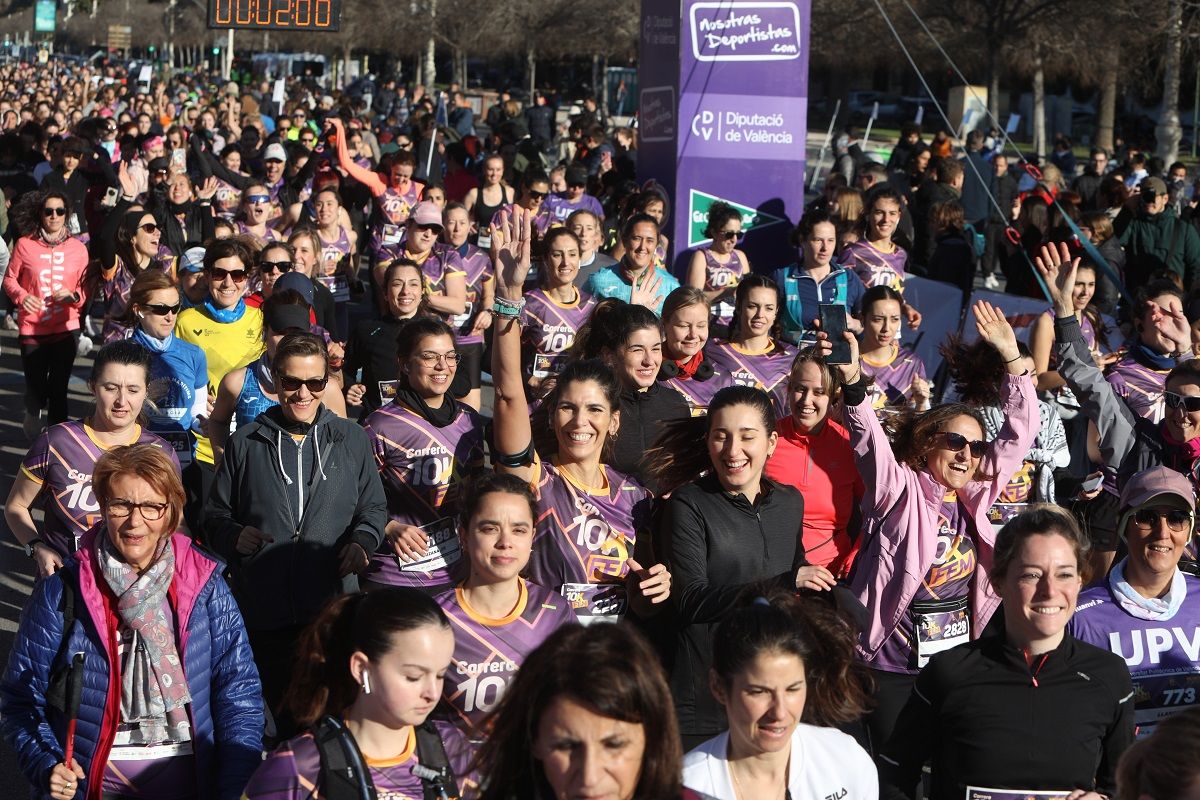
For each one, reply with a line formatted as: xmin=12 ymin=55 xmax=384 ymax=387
xmin=689 ymin=1 xmax=802 ymax=62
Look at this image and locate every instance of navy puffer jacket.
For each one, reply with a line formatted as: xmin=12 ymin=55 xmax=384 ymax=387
xmin=0 ymin=530 xmax=263 ymax=799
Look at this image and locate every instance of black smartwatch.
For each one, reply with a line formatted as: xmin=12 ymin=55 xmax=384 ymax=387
xmin=23 ymin=538 xmax=45 ymax=558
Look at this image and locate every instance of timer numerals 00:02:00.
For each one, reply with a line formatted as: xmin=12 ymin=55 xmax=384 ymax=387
xmin=209 ymin=0 xmax=340 ymax=30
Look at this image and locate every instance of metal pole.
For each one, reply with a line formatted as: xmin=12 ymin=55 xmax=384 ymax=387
xmin=1192 ymin=59 xmax=1198 ymax=159
xmin=810 ymin=99 xmax=841 ymax=190
xmin=225 ymin=28 xmax=233 ymax=81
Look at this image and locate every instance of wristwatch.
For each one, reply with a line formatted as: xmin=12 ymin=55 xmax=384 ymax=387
xmin=23 ymin=538 xmax=44 ymax=558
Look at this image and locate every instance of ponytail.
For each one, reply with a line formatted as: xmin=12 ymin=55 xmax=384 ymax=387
xmin=285 ymin=588 xmax=451 ymax=726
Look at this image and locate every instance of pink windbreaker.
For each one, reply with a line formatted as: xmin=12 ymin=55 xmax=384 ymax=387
xmin=2 ymin=234 xmax=89 ymax=338
xmin=846 ymin=373 xmax=1038 ymax=662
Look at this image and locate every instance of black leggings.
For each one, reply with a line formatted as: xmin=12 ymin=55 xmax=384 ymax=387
xmin=865 ymin=668 xmax=917 ymax=755
xmin=21 ymin=333 xmax=77 ymax=424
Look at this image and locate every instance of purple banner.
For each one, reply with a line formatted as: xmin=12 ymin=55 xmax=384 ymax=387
xmin=639 ymin=0 xmax=810 ymax=274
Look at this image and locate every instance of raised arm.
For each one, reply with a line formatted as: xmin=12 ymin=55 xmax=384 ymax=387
xmin=490 ymin=207 xmax=536 ymax=483
xmin=1035 ymin=243 xmax=1138 ymax=471
xmin=327 ymin=118 xmax=385 ymax=196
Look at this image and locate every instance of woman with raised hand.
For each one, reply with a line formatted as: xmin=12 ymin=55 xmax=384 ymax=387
xmin=433 ymin=473 xmax=576 ymax=743
xmin=683 ymin=588 xmax=876 ymax=800
xmin=5 ymin=341 xmax=181 ymax=579
xmin=490 ymin=206 xmax=671 ymax=624
xmin=242 ymin=588 xmax=470 ymax=799
xmin=97 ymin=208 xmax=174 ymax=343
xmin=1036 ymin=242 xmax=1200 ymax=576
xmin=705 ymin=275 xmax=797 ymax=418
xmin=880 ymin=506 xmax=1134 ymax=800
xmin=361 ymin=317 xmax=489 ymax=594
xmin=821 ymin=298 xmax=1038 ymax=752
xmin=648 ymin=385 xmax=833 ymax=749
xmin=766 ymin=350 xmax=865 ymax=578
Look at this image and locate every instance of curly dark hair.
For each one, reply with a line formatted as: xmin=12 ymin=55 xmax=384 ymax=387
xmin=885 ymin=402 xmax=991 ymax=480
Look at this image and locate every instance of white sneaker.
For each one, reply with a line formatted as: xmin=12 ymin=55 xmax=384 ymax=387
xmin=983 ymin=274 xmax=1000 ymax=290
xmin=77 ymin=334 xmax=94 ymax=357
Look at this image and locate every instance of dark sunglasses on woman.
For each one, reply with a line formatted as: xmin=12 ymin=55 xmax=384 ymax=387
xmin=277 ymin=375 xmax=329 ymax=392
xmin=42 ymin=207 xmax=66 ymax=217
xmin=937 ymin=431 xmax=987 ymax=459
xmin=1164 ymin=391 xmax=1200 ymax=412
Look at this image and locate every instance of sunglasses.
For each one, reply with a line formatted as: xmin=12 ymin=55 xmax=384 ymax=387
xmin=207 ymin=267 xmax=248 ymax=282
xmin=528 ymin=191 xmax=547 ymax=200
xmin=139 ymin=222 xmax=159 ymax=234
xmin=260 ymin=260 xmax=293 ymax=274
xmin=246 ymin=194 xmax=270 ymax=204
xmin=42 ymin=206 xmax=66 ymax=217
xmin=411 ymin=222 xmax=442 ymax=233
xmin=277 ymin=374 xmax=329 ymax=392
xmin=720 ymin=230 xmax=744 ymax=241
xmin=396 ymin=140 xmax=413 ymax=148
xmin=1164 ymin=391 xmax=1200 ymax=412
xmin=937 ymin=431 xmax=987 ymax=459
xmin=1132 ymin=508 xmax=1193 ymax=532
xmin=144 ymin=302 xmax=181 ymax=316
xmin=568 ymin=182 xmax=586 ymax=189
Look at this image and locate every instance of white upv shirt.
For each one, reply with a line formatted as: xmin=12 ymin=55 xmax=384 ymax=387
xmin=682 ymin=725 xmax=879 ymax=800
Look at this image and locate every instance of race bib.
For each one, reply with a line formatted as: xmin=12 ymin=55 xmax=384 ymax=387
xmin=715 ymin=300 xmax=735 ymax=321
xmin=158 ymin=430 xmax=193 ymax=468
xmin=476 ymin=233 xmax=492 ymax=250
xmin=914 ymin=597 xmax=970 ymax=669
xmin=397 ymin=517 xmax=461 ymax=574
xmin=382 ymin=224 xmax=403 ymax=246
xmin=561 ymin=582 xmax=627 ymax=625
xmin=450 ymin=300 xmax=474 ymax=332
xmin=966 ymin=789 xmax=1069 ymax=800
xmin=1132 ymin=672 xmax=1200 ymax=733
xmin=532 ymin=353 xmax=561 ymax=379
xmin=378 ymin=380 xmax=399 ymax=402
xmin=987 ymin=502 xmax=1028 ymax=526
xmin=319 ymin=274 xmax=350 ymax=303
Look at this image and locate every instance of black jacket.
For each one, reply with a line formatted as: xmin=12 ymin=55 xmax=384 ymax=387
xmin=661 ymin=474 xmax=806 ymax=735
xmin=880 ymin=633 xmax=1134 ymax=800
xmin=205 ymin=404 xmax=387 ymax=631
xmin=612 ymin=383 xmax=690 ymax=494
xmin=343 ymin=313 xmax=414 ymax=414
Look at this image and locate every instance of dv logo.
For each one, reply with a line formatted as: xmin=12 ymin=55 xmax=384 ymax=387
xmin=691 ymin=110 xmax=714 ymax=140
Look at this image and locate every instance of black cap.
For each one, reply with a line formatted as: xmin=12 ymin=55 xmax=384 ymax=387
xmin=264 ymin=303 xmax=312 ymax=334
xmin=566 ymin=165 xmax=588 ymax=187
xmin=147 ymin=156 xmax=169 ymax=174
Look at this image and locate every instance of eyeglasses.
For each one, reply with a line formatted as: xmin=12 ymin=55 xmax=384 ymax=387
xmin=528 ymin=191 xmax=547 ymax=201
xmin=720 ymin=230 xmax=744 ymax=241
xmin=246 ymin=194 xmax=270 ymax=205
xmin=107 ymin=499 xmax=168 ymax=521
xmin=937 ymin=431 xmax=987 ymax=459
xmin=1132 ymin=508 xmax=1194 ymax=532
xmin=143 ymin=302 xmax=181 ymax=316
xmin=277 ymin=374 xmax=329 ymax=392
xmin=292 ymin=112 xmax=306 ymax=119
xmin=42 ymin=206 xmax=66 ymax=217
xmin=1164 ymin=391 xmax=1200 ymax=412
xmin=207 ymin=267 xmax=248 ymax=282
xmin=416 ymin=350 xmax=461 ymax=366
xmin=259 ymin=260 xmax=293 ymax=274
xmin=139 ymin=222 xmax=159 ymax=234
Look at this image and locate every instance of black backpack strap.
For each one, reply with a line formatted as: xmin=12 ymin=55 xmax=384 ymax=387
xmin=413 ymin=721 xmax=460 ymax=800
xmin=46 ymin=573 xmax=78 ymax=715
xmin=312 ymin=715 xmax=377 ymax=800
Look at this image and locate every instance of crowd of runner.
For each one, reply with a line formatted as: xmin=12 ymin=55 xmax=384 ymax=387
xmin=0 ymin=56 xmax=1196 ymax=800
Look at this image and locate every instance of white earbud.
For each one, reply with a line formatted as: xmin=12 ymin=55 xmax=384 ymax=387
xmin=137 ymin=312 xmax=145 ymax=320
xmin=362 ymin=671 xmax=371 ymax=695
